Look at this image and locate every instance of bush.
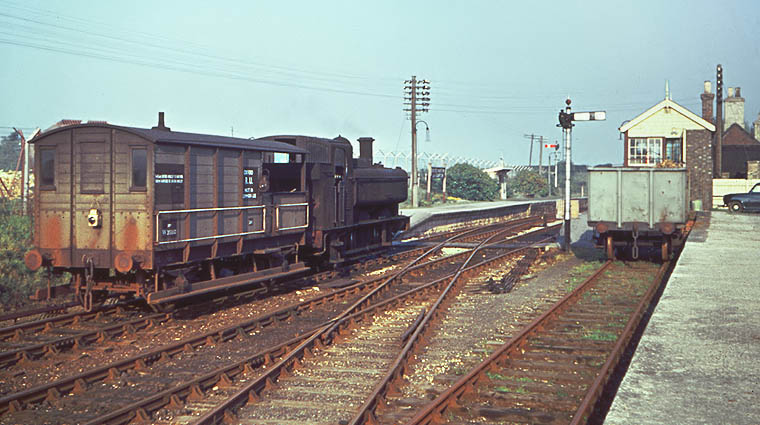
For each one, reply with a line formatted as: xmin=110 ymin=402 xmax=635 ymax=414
xmin=507 ymin=170 xmax=549 ymax=197
xmin=0 ymin=200 xmax=48 ymax=308
xmin=447 ymin=163 xmax=499 ymax=201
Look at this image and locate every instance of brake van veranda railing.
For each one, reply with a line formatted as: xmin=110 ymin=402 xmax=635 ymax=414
xmin=154 ymin=205 xmax=266 ymax=245
xmin=154 ymin=203 xmax=309 ymax=245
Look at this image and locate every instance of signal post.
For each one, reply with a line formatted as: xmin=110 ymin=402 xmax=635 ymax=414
xmin=557 ymin=99 xmax=605 ymax=251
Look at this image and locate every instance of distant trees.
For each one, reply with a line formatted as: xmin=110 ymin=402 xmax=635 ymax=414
xmin=506 ymin=170 xmax=549 ymax=197
xmin=0 ymin=131 xmax=21 ymax=170
xmin=447 ymin=163 xmax=499 ymax=201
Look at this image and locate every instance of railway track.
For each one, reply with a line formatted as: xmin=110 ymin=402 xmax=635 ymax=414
xmin=405 ymin=260 xmax=670 ymax=425
xmin=0 ymin=216 xmax=556 ymax=423
xmin=190 ymin=222 xmax=554 ymax=424
xmin=0 ymin=220 xmax=517 ymax=373
xmin=0 ymin=301 xmax=80 ymax=327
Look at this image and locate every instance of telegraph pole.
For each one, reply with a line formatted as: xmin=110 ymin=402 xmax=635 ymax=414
xmin=404 ymin=76 xmax=431 ymax=208
xmin=558 ymin=99 xmax=605 ymax=251
xmin=715 ymin=64 xmax=723 ymax=177
xmin=13 ymin=127 xmax=29 ymax=215
xmin=538 ymin=136 xmax=544 ymax=174
xmin=523 ymin=134 xmax=536 ymax=167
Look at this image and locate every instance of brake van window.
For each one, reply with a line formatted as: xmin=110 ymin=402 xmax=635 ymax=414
xmin=131 ymin=148 xmax=147 ymax=190
xmin=40 ymin=148 xmax=55 ymax=188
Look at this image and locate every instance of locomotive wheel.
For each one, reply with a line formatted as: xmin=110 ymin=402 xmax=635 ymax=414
xmin=605 ymin=235 xmax=615 ymax=260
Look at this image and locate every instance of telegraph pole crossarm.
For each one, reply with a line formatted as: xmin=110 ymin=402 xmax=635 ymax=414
xmin=404 ymin=76 xmax=431 ymax=208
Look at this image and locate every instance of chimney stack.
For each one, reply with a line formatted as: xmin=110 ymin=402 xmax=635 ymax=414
xmin=754 ymin=113 xmax=760 ymax=141
xmin=152 ymin=112 xmax=171 ymax=131
xmin=701 ymin=80 xmax=715 ymax=124
xmin=358 ymin=137 xmax=374 ymax=166
xmin=724 ymin=86 xmax=745 ymax=131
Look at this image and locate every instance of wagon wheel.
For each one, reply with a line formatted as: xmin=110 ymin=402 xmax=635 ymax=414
xmin=605 ymin=235 xmax=615 ymax=260
xmin=661 ymin=238 xmax=671 ymax=262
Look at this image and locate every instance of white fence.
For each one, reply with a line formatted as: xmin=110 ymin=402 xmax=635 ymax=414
xmin=712 ymin=179 xmax=760 ymax=209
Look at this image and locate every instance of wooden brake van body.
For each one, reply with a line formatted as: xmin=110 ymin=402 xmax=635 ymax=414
xmin=26 ymin=117 xmax=309 ymax=305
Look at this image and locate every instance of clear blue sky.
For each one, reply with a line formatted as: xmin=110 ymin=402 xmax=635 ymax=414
xmin=1 ymin=0 xmax=758 ymax=167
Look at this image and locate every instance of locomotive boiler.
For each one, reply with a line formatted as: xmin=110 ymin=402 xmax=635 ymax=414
xmin=24 ymin=114 xmax=408 ymax=308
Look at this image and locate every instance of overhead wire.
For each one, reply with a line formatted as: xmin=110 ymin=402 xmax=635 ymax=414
xmin=0 ymin=2 xmax=706 ymax=118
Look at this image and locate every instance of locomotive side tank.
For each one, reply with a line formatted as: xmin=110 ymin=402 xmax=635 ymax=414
xmin=587 ymin=167 xmax=688 ymax=260
xmin=256 ymin=135 xmax=409 ymax=264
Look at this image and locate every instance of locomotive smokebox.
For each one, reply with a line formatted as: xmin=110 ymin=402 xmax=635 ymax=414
xmin=358 ymin=137 xmax=374 ymax=167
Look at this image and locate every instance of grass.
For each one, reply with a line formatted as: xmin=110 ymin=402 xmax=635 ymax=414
xmin=486 ymin=372 xmax=534 ymax=383
xmin=494 ymin=385 xmax=527 ymax=394
xmin=563 ymin=262 xmax=602 ymax=291
xmin=582 ymin=329 xmax=618 ymax=341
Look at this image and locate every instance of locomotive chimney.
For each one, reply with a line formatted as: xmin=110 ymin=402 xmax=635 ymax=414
xmin=152 ymin=112 xmax=171 ymax=131
xmin=701 ymin=80 xmax=714 ymax=124
xmin=358 ymin=137 xmax=374 ymax=166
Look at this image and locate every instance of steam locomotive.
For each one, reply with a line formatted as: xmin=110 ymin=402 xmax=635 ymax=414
xmin=24 ymin=113 xmax=408 ymax=308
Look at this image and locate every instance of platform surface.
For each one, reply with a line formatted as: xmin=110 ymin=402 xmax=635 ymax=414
xmin=605 ymin=211 xmax=760 ymax=424
xmin=400 ymin=199 xmax=551 ymax=228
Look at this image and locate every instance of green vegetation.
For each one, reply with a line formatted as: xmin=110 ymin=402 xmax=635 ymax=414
xmin=505 ymin=170 xmax=549 ymax=198
xmin=0 ymin=131 xmax=22 ymax=170
xmin=582 ymin=329 xmax=618 ymax=341
xmin=563 ymin=262 xmax=601 ymax=291
xmin=494 ymin=385 xmax=527 ymax=394
xmin=0 ymin=200 xmax=50 ymax=308
xmin=447 ymin=163 xmax=499 ymax=201
xmin=486 ymin=372 xmax=534 ymax=383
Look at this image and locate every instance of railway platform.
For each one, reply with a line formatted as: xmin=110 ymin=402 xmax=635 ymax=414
xmin=605 ymin=211 xmax=760 ymax=424
xmin=399 ymin=199 xmax=558 ymax=237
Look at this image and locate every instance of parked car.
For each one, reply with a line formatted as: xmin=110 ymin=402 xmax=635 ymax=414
xmin=723 ymin=183 xmax=760 ymax=212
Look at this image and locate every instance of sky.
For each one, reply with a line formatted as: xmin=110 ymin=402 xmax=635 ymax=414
xmin=1 ymin=0 xmax=759 ymax=168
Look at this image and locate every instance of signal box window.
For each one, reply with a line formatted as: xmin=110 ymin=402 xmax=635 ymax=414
xmin=40 ymin=148 xmax=55 ymax=189
xmin=664 ymin=138 xmax=682 ymax=163
xmin=131 ymin=148 xmax=148 ymax=190
xmin=628 ymin=137 xmax=662 ymax=165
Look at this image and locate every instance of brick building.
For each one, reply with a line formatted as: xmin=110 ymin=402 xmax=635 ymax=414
xmin=618 ymin=89 xmax=715 ymax=209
